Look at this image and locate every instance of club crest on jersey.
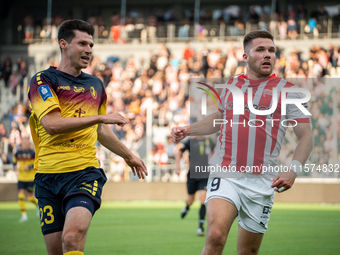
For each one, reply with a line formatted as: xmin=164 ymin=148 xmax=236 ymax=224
xmin=263 ymin=89 xmax=273 ymax=97
xmin=38 ymin=85 xmax=53 ymax=101
xmin=90 ymin=87 xmax=97 ymax=99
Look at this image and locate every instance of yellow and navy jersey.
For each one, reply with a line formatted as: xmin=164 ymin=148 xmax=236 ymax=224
xmin=28 ymin=66 xmax=107 ymax=174
xmin=13 ymin=149 xmax=36 ymax=182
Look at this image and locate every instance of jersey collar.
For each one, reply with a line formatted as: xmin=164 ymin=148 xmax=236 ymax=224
xmin=49 ymin=66 xmax=83 ymax=80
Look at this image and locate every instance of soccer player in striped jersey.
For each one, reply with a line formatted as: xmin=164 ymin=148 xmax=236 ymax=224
xmin=29 ymin=19 xmax=147 ymax=255
xmin=172 ymin=30 xmax=313 ymax=255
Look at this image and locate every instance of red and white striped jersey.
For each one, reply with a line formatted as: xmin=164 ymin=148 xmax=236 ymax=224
xmin=209 ymin=73 xmax=310 ymax=175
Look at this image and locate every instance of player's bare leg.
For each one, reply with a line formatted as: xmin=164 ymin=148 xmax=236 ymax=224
xmin=237 ymin=224 xmax=264 ymax=255
xmin=201 ymin=198 xmax=238 ymax=255
xmin=62 ymin=207 xmax=92 ymax=253
xmin=44 ymin=231 xmax=63 ymax=255
xmin=187 ymin=193 xmax=195 ymax=206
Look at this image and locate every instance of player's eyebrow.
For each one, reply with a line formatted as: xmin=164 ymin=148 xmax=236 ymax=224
xmin=255 ymin=46 xmax=275 ymax=51
xmin=79 ymin=40 xmax=94 ymax=48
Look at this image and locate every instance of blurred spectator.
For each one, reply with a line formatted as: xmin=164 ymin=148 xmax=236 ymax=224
xmin=318 ymin=7 xmax=329 ymax=34
xmin=287 ymin=16 xmax=298 ymax=39
xmin=23 ymin=13 xmax=34 ymax=42
xmin=307 ymin=17 xmax=317 ymax=35
xmin=153 ymin=143 xmax=168 ymax=166
xmin=278 ymin=14 xmax=288 ymax=40
xmin=2 ymin=57 xmax=12 ymax=88
xmin=183 ymin=43 xmax=195 ymax=61
xmin=110 ymin=15 xmax=121 ymax=43
xmin=178 ymin=20 xmax=190 ymax=41
xmin=1 ymin=137 xmax=13 ymax=162
xmin=247 ymin=7 xmax=259 ymax=31
xmin=9 ymin=70 xmax=20 ymax=95
xmin=0 ymin=124 xmax=6 ymax=140
xmin=207 ymin=49 xmax=221 ymax=69
xmin=147 ymin=14 xmax=157 ymax=43
xmin=296 ymin=5 xmax=307 ymax=21
xmin=310 ymin=6 xmax=319 ymax=20
xmin=9 ymin=121 xmax=21 ymax=149
xmin=258 ymin=7 xmax=270 ymax=31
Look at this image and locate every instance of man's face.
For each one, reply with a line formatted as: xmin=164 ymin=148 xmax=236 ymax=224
xmin=64 ymin=30 xmax=93 ymax=70
xmin=243 ymin=38 xmax=275 ymax=78
xmin=21 ymin=138 xmax=30 ymax=150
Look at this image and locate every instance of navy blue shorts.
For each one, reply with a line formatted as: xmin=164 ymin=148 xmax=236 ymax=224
xmin=18 ymin=181 xmax=35 ymax=192
xmin=34 ymin=167 xmax=107 ymax=235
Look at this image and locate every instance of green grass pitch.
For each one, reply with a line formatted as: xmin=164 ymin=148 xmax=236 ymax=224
xmin=0 ymin=201 xmax=339 ymax=254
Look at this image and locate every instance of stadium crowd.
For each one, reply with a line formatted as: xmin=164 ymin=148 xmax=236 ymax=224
xmin=19 ymin=5 xmax=340 ymax=44
xmin=1 ymin=38 xmax=340 ymax=181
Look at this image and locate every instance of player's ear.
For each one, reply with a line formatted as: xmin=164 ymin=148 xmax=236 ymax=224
xmin=59 ymin=39 xmax=68 ymax=51
xmin=243 ymin=52 xmax=248 ymax=63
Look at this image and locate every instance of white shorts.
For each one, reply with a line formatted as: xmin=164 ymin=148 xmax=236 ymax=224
xmin=205 ymin=177 xmax=275 ymax=234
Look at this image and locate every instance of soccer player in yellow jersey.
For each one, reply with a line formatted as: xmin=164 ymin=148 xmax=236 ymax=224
xmin=28 ymin=19 xmax=147 ymax=255
xmin=12 ymin=137 xmax=38 ymax=222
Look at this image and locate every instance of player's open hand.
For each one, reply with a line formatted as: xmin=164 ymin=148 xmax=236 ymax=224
xmin=271 ymin=170 xmax=297 ymax=193
xmin=124 ymin=154 xmax=148 ymax=179
xmin=102 ymin=113 xmax=127 ymax=126
xmin=171 ymin=126 xmax=189 ymax=143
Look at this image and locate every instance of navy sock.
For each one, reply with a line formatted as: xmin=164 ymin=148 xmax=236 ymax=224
xmin=199 ymin=204 xmax=206 ymax=228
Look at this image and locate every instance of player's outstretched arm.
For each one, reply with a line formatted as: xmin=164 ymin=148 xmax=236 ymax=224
xmin=97 ymin=124 xmax=148 ymax=179
xmin=171 ymin=110 xmax=223 ymax=142
xmin=271 ymin=122 xmax=313 ymax=192
xmin=40 ymin=109 xmax=127 ymax=135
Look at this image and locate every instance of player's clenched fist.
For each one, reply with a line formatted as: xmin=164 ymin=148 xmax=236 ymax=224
xmin=171 ymin=126 xmax=189 ymax=143
xmin=102 ymin=113 xmax=127 ymax=126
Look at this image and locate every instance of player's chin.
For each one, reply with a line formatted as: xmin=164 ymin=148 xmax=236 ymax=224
xmin=78 ymin=59 xmax=89 ymax=68
xmin=80 ymin=63 xmax=89 ymax=69
xmin=259 ymin=68 xmax=273 ymax=77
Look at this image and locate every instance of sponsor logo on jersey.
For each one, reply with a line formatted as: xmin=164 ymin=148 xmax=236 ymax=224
xmin=58 ymin=86 xmax=71 ymax=90
xmin=38 ymin=85 xmax=53 ymax=101
xmin=74 ymin=86 xmax=85 ymax=93
xmin=52 ymin=142 xmax=88 ymax=149
xmin=90 ymin=86 xmax=97 ymax=99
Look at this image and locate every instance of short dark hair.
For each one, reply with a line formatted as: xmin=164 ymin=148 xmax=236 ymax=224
xmin=58 ymin=19 xmax=94 ymax=44
xmin=243 ymin=30 xmax=274 ymax=51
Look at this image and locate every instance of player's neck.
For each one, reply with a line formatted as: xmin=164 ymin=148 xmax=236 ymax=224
xmin=57 ymin=59 xmax=82 ymax=77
